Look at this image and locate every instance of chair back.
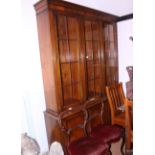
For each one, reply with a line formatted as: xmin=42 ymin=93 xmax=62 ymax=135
xmin=58 ymin=105 xmax=88 ymax=147
xmin=84 ymin=97 xmax=104 ymax=134
xmin=106 ymin=82 xmax=125 ymax=124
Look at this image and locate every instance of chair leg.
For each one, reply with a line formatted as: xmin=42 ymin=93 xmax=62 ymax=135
xmin=125 ymin=130 xmax=132 ymax=153
xmin=108 ymin=144 xmax=112 ymax=155
xmin=121 ymin=135 xmax=125 ymax=155
xmin=126 ymin=136 xmax=132 ymax=151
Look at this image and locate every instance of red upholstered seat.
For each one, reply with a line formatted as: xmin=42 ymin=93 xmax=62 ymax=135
xmin=91 ymin=124 xmax=124 ymax=144
xmin=59 ymin=105 xmax=110 ymax=155
xmin=68 ymin=136 xmax=109 ymax=155
xmin=84 ymin=98 xmax=125 ymax=155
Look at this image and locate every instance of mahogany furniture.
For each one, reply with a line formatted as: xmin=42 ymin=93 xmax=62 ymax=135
xmin=124 ymin=98 xmax=133 ymax=152
xmin=106 ymin=82 xmax=126 ymax=127
xmin=58 ymin=105 xmax=109 ymax=155
xmin=84 ymin=97 xmax=125 ymax=155
xmin=34 ymin=0 xmax=119 ymax=152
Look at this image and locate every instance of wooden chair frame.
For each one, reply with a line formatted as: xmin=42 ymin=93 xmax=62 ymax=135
xmin=58 ymin=105 xmax=88 ymax=148
xmin=106 ymin=82 xmax=126 ymax=127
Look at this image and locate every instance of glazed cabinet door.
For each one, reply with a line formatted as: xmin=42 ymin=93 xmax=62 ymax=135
xmin=84 ymin=20 xmax=106 ymax=99
xmin=104 ymin=23 xmax=118 ymax=85
xmin=56 ymin=13 xmax=84 ymax=108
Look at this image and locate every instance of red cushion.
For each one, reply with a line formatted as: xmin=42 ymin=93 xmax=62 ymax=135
xmin=91 ymin=124 xmax=124 ymax=144
xmin=68 ymin=136 xmax=108 ymax=155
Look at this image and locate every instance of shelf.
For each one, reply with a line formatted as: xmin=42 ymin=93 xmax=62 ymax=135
xmin=60 ymin=61 xmax=80 ymax=64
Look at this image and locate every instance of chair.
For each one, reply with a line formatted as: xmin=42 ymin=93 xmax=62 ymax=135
xmin=124 ymin=98 xmax=133 ymax=152
xmin=58 ymin=105 xmax=109 ymax=155
xmin=106 ymin=82 xmax=126 ymax=127
xmin=84 ymin=98 xmax=125 ymax=155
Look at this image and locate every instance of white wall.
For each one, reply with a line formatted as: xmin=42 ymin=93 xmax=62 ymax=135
xmin=117 ymin=19 xmax=133 ymax=95
xmin=21 ymin=0 xmax=48 ymax=153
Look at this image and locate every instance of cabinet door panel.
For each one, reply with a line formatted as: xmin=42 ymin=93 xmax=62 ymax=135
xmin=68 ymin=17 xmax=78 ymax=39
xmin=59 ymin=40 xmax=70 ymax=63
xmin=72 ymin=83 xmax=81 ymax=100
xmin=84 ymin=20 xmax=104 ymax=98
xmin=71 ymin=62 xmax=80 ymax=83
xmin=88 ymin=80 xmax=95 ymax=97
xmin=86 ymin=41 xmax=93 ymax=60
xmin=92 ymin=22 xmax=99 ymax=40
xmin=94 ymin=61 xmax=101 ymax=78
xmin=93 ymin=41 xmax=100 ymax=61
xmin=56 ymin=13 xmax=83 ymax=107
xmin=57 ymin=15 xmax=67 ymax=39
xmin=85 ymin=21 xmax=92 ymax=40
xmin=61 ymin=63 xmax=71 ymax=86
xmin=63 ymin=85 xmax=72 ymax=101
xmin=69 ymin=40 xmax=79 ymax=62
xmin=95 ymin=78 xmax=102 ymax=95
xmin=86 ymin=61 xmax=94 ymax=80
xmin=104 ymin=24 xmax=118 ymax=85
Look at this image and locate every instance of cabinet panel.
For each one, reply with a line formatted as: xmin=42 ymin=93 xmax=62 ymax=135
xmin=95 ymin=78 xmax=102 ymax=95
xmin=85 ymin=41 xmax=93 ymax=60
xmin=69 ymin=40 xmax=79 ymax=62
xmin=63 ymin=85 xmax=72 ymax=101
xmin=84 ymin=20 xmax=104 ymax=99
xmin=56 ymin=13 xmax=82 ymax=107
xmin=68 ymin=17 xmax=78 ymax=39
xmin=92 ymin=22 xmax=99 ymax=40
xmin=94 ymin=60 xmax=101 ymax=78
xmin=85 ymin=21 xmax=92 ymax=40
xmin=72 ymin=83 xmax=81 ymax=100
xmin=57 ymin=15 xmax=67 ymax=39
xmin=88 ymin=80 xmax=95 ymax=97
xmin=86 ymin=61 xmax=94 ymax=80
xmin=104 ymin=23 xmax=118 ymax=85
xmin=93 ymin=41 xmax=101 ymax=60
xmin=61 ymin=63 xmax=72 ymax=86
xmin=71 ymin=62 xmax=80 ymax=83
xmin=59 ymin=40 xmax=70 ymax=63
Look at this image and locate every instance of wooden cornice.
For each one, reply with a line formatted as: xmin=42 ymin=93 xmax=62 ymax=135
xmin=117 ymin=14 xmax=133 ymax=22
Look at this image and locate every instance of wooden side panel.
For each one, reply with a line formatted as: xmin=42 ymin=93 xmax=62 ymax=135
xmin=36 ymin=10 xmax=63 ymax=112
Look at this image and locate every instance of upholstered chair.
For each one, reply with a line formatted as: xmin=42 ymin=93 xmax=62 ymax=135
xmin=84 ymin=98 xmax=125 ymax=155
xmin=58 ymin=105 xmax=109 ymax=155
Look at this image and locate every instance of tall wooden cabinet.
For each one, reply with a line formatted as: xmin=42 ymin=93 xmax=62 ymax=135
xmin=34 ymin=0 xmax=119 ymax=152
